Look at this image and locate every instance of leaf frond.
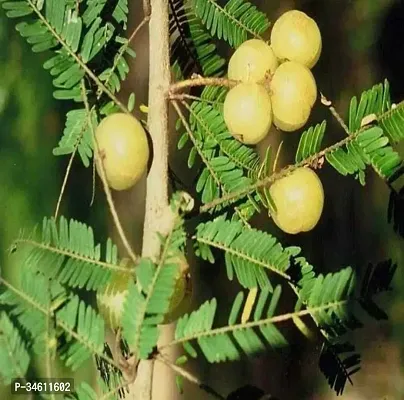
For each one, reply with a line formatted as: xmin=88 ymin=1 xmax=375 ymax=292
xmin=190 ymin=0 xmax=270 ymax=48
xmin=122 ymin=195 xmax=187 ymax=358
xmin=13 ymin=216 xmax=123 ymax=291
xmin=319 ymin=342 xmax=360 ymax=396
xmin=0 ymin=312 xmax=30 ymax=384
xmin=194 ymin=215 xmax=301 ymax=290
xmin=295 ymin=121 xmax=327 ymax=163
xmin=170 ymin=0 xmax=225 ymax=77
xmin=2 ymin=0 xmax=131 ymax=105
xmin=52 ymin=108 xmax=96 ymax=167
xmin=56 ymin=295 xmax=106 ymax=370
xmin=170 ymin=286 xmax=287 ymax=363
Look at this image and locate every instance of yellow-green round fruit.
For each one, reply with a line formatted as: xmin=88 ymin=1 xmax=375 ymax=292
xmin=95 ymin=113 xmax=149 ymax=191
xmin=270 ymin=61 xmax=317 ymax=132
xmin=223 ymin=83 xmax=273 ymax=144
xmin=228 ymin=39 xmax=279 ymax=83
xmin=269 ymin=167 xmax=324 ymax=234
xmin=97 ymin=258 xmax=134 ymax=330
xmin=163 ymin=253 xmax=193 ymax=324
xmin=270 ymin=10 xmax=322 ymax=68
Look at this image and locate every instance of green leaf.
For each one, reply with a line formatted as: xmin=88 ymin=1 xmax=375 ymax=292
xmin=14 ymin=216 xmax=121 ymax=291
xmin=0 ymin=313 xmax=30 ymax=384
xmin=56 ymin=296 xmax=105 ymax=370
xmin=174 ymin=287 xmax=287 ymax=363
xmin=122 ymin=209 xmax=187 ymax=358
xmin=190 ymin=0 xmax=270 ymax=48
xmin=195 ymin=216 xmax=300 ymax=289
xmin=170 ymin=0 xmax=226 ymax=77
xmin=295 ymin=121 xmax=326 ymax=163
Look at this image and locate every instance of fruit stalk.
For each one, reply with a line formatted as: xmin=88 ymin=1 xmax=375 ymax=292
xmin=126 ymin=0 xmax=172 ymax=399
xmin=169 ymin=76 xmax=238 ymax=93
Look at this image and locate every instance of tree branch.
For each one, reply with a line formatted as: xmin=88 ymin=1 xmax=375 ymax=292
xmin=127 ymin=0 xmax=173 ymax=399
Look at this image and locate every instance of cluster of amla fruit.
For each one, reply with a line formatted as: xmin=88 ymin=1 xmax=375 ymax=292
xmin=224 ymin=10 xmax=321 ymax=142
xmin=224 ymin=10 xmax=325 ymax=235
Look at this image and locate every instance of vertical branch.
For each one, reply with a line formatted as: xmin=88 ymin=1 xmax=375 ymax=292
xmin=142 ymin=0 xmax=172 ymax=259
xmin=127 ymin=0 xmax=172 ymax=399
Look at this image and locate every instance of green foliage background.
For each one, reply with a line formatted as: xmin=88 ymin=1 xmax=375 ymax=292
xmin=0 ymin=15 xmax=98 ymax=400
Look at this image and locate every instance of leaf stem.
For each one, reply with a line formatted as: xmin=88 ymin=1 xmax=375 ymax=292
xmin=160 ymin=299 xmax=347 ymax=349
xmin=169 ymin=76 xmax=238 ymax=93
xmin=320 ymin=93 xmax=350 ymax=134
xmin=26 ymin=0 xmax=128 ymax=112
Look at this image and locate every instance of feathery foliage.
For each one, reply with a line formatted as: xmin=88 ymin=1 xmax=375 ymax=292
xmin=52 ymin=108 xmax=96 ymax=167
xmin=0 ymin=270 xmax=66 ymax=353
xmin=68 ymin=381 xmax=99 ymax=400
xmin=171 ymin=285 xmax=287 ymax=363
xmin=170 ymin=0 xmax=226 ymax=77
xmin=2 ymin=0 xmax=127 ymax=98
xmin=326 ymin=126 xmax=403 ymax=185
xmin=319 ymin=342 xmax=361 ymax=396
xmin=190 ymin=0 xmax=270 ymax=48
xmin=121 ymin=193 xmax=188 ymax=358
xmin=0 ymin=269 xmax=107 ymax=371
xmin=194 ymin=215 xmax=301 ymax=290
xmin=299 ymin=260 xmax=395 ymax=337
xmin=1 ymin=0 xmax=134 ymax=166
xmin=295 ymin=121 xmax=327 ymax=163
xmin=348 ymin=80 xmax=391 ymax=132
xmin=1 ymin=0 xmax=403 ymax=398
xmin=327 ymin=81 xmax=404 ymax=185
xmin=57 ymin=295 xmax=105 ymax=370
xmin=177 ymin=86 xmax=262 ymax=220
xmin=163 ymin=258 xmax=395 ymax=394
xmin=12 ymin=216 xmax=122 ymax=291
xmin=0 ymin=312 xmax=30 ymax=384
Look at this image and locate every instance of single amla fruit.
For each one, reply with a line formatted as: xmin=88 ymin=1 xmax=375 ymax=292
xmin=269 ymin=167 xmax=324 ymax=234
xmin=163 ymin=252 xmax=193 ymax=324
xmin=224 ymin=83 xmax=273 ymax=144
xmin=228 ymin=39 xmax=279 ymax=83
xmin=97 ymin=258 xmax=134 ymax=331
xmin=270 ymin=10 xmax=322 ymax=68
xmin=270 ymin=61 xmax=317 ymax=132
xmin=95 ymin=113 xmax=149 ymax=191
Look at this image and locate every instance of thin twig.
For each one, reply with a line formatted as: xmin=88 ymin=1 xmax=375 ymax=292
xmin=81 ymin=82 xmax=138 ymax=264
xmin=169 ymin=93 xmax=221 ymax=106
xmin=154 ymin=354 xmax=226 ymax=400
xmin=320 ymin=93 xmax=350 ymax=134
xmin=169 ymin=76 xmax=238 ymax=94
xmin=96 ymin=16 xmax=150 ymax=98
xmin=54 ymin=146 xmax=77 ymax=219
xmin=160 ymin=299 xmax=347 ymax=350
xmin=90 ymin=155 xmax=96 ymax=206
